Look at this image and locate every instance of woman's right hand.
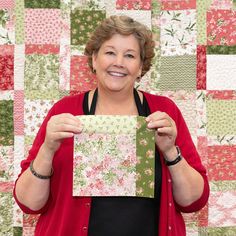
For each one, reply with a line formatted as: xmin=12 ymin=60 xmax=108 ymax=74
xmin=43 ymin=113 xmax=82 ymax=155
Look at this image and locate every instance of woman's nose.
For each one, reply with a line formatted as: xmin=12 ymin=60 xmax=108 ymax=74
xmin=114 ymin=54 xmax=124 ymax=67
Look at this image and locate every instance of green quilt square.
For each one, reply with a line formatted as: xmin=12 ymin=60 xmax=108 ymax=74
xmin=0 ymin=100 xmax=13 ymax=146
xmin=71 ymin=9 xmax=106 ymax=45
xmin=24 ymin=54 xmax=59 ymax=93
xmin=159 ymin=55 xmax=196 ymax=91
xmin=206 ymin=100 xmax=236 ymax=136
xmin=24 ymin=0 xmax=60 ymax=8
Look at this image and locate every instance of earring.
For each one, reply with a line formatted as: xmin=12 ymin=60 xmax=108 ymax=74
xmin=92 ymin=68 xmax=96 ymax=74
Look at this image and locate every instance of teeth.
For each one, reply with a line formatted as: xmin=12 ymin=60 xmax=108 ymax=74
xmin=108 ymin=71 xmax=126 ymax=77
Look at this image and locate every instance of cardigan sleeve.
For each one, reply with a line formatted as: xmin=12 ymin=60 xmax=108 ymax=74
xmin=13 ymin=103 xmax=57 ymax=214
xmin=171 ymin=100 xmax=210 ymax=213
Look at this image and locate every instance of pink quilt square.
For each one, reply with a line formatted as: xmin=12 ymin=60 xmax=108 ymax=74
xmin=207 ymin=145 xmax=236 ymax=181
xmin=209 ymin=0 xmax=233 ymax=10
xmin=207 ymin=9 xmax=236 ymax=45
xmin=0 ymin=45 xmax=14 ymax=90
xmin=25 ymin=9 xmax=61 ymax=45
xmin=25 ymin=44 xmax=60 ymax=55
xmin=14 ymin=90 xmax=24 ymax=135
xmin=206 ymin=90 xmax=236 ymax=100
xmin=160 ymin=0 xmax=196 ymax=10
xmin=116 ymin=0 xmax=151 ymax=10
xmin=196 ymin=45 xmax=206 ymax=90
xmin=0 ymin=0 xmax=14 ymax=9
xmin=70 ymin=56 xmax=97 ymax=93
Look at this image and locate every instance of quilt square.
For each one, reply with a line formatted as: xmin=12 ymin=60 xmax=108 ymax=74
xmin=207 ymin=45 xmax=236 ymax=54
xmin=24 ymin=54 xmax=59 ymax=93
xmin=73 ymin=115 xmax=155 ymax=198
xmin=71 ymin=0 xmax=106 ymax=10
xmin=159 ymin=55 xmax=196 ymax=90
xmin=25 ymin=44 xmax=60 ymax=55
xmin=196 ymin=45 xmax=206 ymax=90
xmin=207 ymin=9 xmax=236 ymax=45
xmin=14 ymin=91 xmax=24 ymax=136
xmin=207 ymin=145 xmax=236 ymax=181
xmin=24 ymin=99 xmax=55 ymax=137
xmin=0 ymin=146 xmax=13 ymax=182
xmin=206 ymin=100 xmax=236 ymax=136
xmin=209 ymin=0 xmax=233 ymax=10
xmin=24 ymin=0 xmax=60 ymax=8
xmin=15 ymin=0 xmax=24 ymax=44
xmin=206 ymin=55 xmax=236 ymax=90
xmin=160 ymin=0 xmax=196 ymax=10
xmin=0 ymin=100 xmax=13 ymax=146
xmin=0 ymin=9 xmax=14 ymax=44
xmin=71 ymin=9 xmax=106 ymax=45
xmin=25 ymin=9 xmax=61 ymax=44
xmin=116 ymin=0 xmax=151 ymax=10
xmin=160 ymin=10 xmax=197 ymax=56
xmin=0 ymin=192 xmax=13 ymax=235
xmin=70 ymin=56 xmax=97 ymax=93
xmin=0 ymin=0 xmax=14 ymax=9
xmin=0 ymin=45 xmax=14 ymax=90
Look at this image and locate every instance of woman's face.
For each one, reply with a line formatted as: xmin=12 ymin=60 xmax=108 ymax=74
xmin=92 ymin=33 xmax=142 ymax=93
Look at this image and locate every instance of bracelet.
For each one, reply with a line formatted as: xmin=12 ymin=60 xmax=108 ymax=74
xmin=164 ymin=146 xmax=183 ymax=166
xmin=30 ymin=160 xmax=53 ymax=179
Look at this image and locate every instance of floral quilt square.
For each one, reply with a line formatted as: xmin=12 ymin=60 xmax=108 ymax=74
xmin=24 ymin=99 xmax=55 ymax=137
xmin=25 ymin=9 xmax=61 ymax=44
xmin=24 ymin=54 xmax=59 ymax=93
xmin=71 ymin=9 xmax=106 ymax=45
xmin=116 ymin=0 xmax=151 ymax=10
xmin=71 ymin=0 xmax=106 ymax=10
xmin=160 ymin=10 xmax=197 ymax=55
xmin=209 ymin=0 xmax=233 ymax=10
xmin=0 ymin=146 xmax=13 ymax=182
xmin=160 ymin=0 xmax=196 ymax=10
xmin=0 ymin=9 xmax=14 ymax=44
xmin=207 ymin=9 xmax=236 ymax=45
xmin=70 ymin=56 xmax=97 ymax=93
xmin=0 ymin=45 xmax=14 ymax=90
xmin=25 ymin=45 xmax=60 ymax=55
xmin=24 ymin=0 xmax=60 ymax=8
xmin=73 ymin=115 xmax=155 ymax=198
xmin=0 ymin=100 xmax=13 ymax=146
xmin=207 ymin=145 xmax=236 ymax=181
xmin=197 ymin=45 xmax=207 ymax=90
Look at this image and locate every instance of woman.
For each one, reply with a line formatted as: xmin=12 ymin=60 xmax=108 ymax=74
xmin=14 ymin=15 xmax=209 ymax=235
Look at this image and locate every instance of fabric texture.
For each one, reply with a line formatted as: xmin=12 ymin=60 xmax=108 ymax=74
xmin=13 ymin=91 xmax=209 ymax=236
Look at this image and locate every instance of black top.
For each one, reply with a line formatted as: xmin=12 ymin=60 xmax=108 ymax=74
xmin=83 ymin=89 xmax=162 ymax=236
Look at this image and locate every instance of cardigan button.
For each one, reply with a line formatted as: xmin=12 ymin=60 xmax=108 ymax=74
xmin=85 ymin=202 xmax=90 ymax=207
xmin=169 ymin=202 xmax=172 ymax=207
xmin=168 ymin=226 xmax=172 ymax=230
xmin=168 ymin=178 xmax=171 ymax=183
xmin=83 ymin=226 xmax=88 ymax=231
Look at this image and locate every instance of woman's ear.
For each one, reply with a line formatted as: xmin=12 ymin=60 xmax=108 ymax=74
xmin=92 ymin=52 xmax=97 ymax=71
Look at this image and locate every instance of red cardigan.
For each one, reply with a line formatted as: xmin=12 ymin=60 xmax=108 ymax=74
xmin=14 ymin=91 xmax=209 ymax=236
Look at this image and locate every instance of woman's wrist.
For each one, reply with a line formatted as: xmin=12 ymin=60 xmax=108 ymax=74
xmin=163 ymin=146 xmax=178 ymax=161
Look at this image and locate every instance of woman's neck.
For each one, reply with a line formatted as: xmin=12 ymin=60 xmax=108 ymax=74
xmin=89 ymin=88 xmax=139 ymax=115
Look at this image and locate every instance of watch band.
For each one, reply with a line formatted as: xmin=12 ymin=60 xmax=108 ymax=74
xmin=164 ymin=146 xmax=183 ymax=166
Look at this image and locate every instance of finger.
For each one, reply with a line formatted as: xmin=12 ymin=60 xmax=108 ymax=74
xmin=147 ymin=119 xmax=172 ymax=129
xmin=50 ymin=131 xmax=75 ymax=141
xmin=146 ymin=111 xmax=166 ymax=122
xmin=54 ymin=123 xmax=82 ymax=133
xmin=156 ymin=126 xmax=174 ymax=136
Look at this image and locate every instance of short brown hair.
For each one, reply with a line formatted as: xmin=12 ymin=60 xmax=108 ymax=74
xmin=84 ymin=15 xmax=155 ymax=77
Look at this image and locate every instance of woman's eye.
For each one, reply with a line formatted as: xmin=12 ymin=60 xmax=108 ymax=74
xmin=105 ymin=51 xmax=115 ymax=55
xmin=126 ymin=54 xmax=135 ymax=58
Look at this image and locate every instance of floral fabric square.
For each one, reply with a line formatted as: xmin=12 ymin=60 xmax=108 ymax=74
xmin=25 ymin=9 xmax=61 ymax=44
xmin=0 ymin=146 xmax=13 ymax=182
xmin=207 ymin=45 xmax=236 ymax=54
xmin=116 ymin=0 xmax=151 ymax=10
xmin=0 ymin=9 xmax=14 ymax=44
xmin=160 ymin=10 xmax=197 ymax=55
xmin=197 ymin=45 xmax=207 ymax=90
xmin=160 ymin=0 xmax=196 ymax=10
xmin=25 ymin=45 xmax=60 ymax=55
xmin=71 ymin=9 xmax=106 ymax=45
xmin=71 ymin=0 xmax=106 ymax=10
xmin=0 ymin=100 xmax=13 ymax=146
xmin=0 ymin=45 xmax=14 ymax=90
xmin=209 ymin=0 xmax=233 ymax=10
xmin=24 ymin=0 xmax=60 ymax=8
xmin=70 ymin=56 xmax=97 ymax=93
xmin=207 ymin=9 xmax=236 ymax=45
xmin=73 ymin=115 xmax=155 ymax=198
xmin=24 ymin=54 xmax=59 ymax=93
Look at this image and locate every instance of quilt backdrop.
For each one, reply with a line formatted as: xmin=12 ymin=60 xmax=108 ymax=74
xmin=0 ymin=0 xmax=236 ymax=235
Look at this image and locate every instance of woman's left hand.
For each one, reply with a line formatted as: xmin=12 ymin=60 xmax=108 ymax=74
xmin=146 ymin=111 xmax=177 ymax=156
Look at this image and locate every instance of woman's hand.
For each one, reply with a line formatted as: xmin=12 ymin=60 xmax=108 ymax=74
xmin=44 ymin=113 xmax=82 ymax=155
xmin=146 ymin=111 xmax=177 ymax=157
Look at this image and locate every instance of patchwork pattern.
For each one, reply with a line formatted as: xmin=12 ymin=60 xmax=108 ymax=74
xmin=0 ymin=1 xmax=235 ymax=235
xmin=73 ymin=115 xmax=155 ymax=197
